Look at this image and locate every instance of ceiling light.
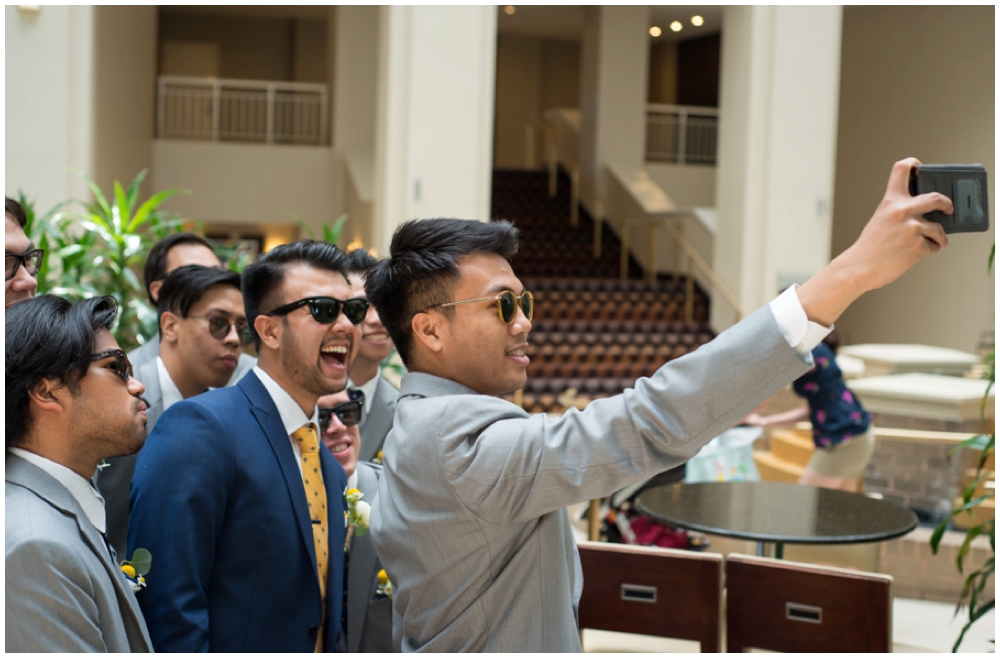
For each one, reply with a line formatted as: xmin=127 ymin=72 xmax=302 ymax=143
xmin=504 ymin=5 xmax=515 ymax=15
xmin=691 ymin=15 xmax=704 ymax=27
xmin=649 ymin=26 xmax=662 ymax=37
xmin=670 ymin=21 xmax=683 ymax=32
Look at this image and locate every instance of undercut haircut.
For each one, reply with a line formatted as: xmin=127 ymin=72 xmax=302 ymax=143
xmin=365 ymin=219 xmax=520 ymax=367
xmin=143 ymin=232 xmax=217 ymax=304
xmin=345 ymin=248 xmax=379 ymax=275
xmin=5 ymin=197 xmax=28 ymax=228
xmin=6 ymin=295 xmax=119 ymax=447
xmin=157 ymin=265 xmax=243 ymax=336
xmin=242 ymin=240 xmax=351 ymax=350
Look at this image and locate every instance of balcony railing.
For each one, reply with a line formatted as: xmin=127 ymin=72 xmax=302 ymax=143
xmin=646 ymin=104 xmax=718 ymax=165
xmin=157 ymin=75 xmax=329 ymax=146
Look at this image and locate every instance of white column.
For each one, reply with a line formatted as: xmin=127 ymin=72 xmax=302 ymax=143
xmin=713 ymin=6 xmax=842 ymax=329
xmin=6 ymin=5 xmax=95 ymax=210
xmin=579 ymin=6 xmax=650 ymax=197
xmin=372 ymin=6 xmax=497 ymax=256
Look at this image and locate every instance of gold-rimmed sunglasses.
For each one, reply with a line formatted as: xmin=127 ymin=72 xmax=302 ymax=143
xmin=423 ymin=290 xmax=533 ymax=324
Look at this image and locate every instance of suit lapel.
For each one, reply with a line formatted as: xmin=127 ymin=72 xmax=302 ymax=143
xmin=238 ymin=372 xmax=319 ymax=572
xmin=6 ymin=456 xmax=153 ymax=651
xmin=359 ymin=378 xmax=396 ymax=462
xmin=348 ymin=464 xmax=380 ymax=653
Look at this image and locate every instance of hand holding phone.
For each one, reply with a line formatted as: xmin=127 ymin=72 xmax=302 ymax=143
xmin=909 ymin=164 xmax=990 ymax=233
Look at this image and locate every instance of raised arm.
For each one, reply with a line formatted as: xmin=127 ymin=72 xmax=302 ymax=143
xmin=797 ymin=158 xmax=952 ymax=326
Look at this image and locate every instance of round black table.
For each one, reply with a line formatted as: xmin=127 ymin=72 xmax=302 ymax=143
xmin=635 ymin=481 xmax=918 ymax=559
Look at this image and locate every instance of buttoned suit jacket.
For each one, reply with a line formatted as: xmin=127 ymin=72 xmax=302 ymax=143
xmin=358 ymin=376 xmax=399 ymax=463
xmin=344 ymin=462 xmax=394 ymax=653
xmin=97 ymin=358 xmax=163 ymax=558
xmin=371 ymin=304 xmax=813 ymax=652
xmin=128 ymin=334 xmax=257 ymax=387
xmin=128 ymin=370 xmax=348 ymax=652
xmin=5 ymin=454 xmax=153 ymax=652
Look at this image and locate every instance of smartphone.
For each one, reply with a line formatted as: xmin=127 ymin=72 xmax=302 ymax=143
xmin=909 ymin=164 xmax=989 ymax=234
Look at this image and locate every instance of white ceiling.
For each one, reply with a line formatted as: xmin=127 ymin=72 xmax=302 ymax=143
xmin=496 ymin=5 xmax=723 ymax=42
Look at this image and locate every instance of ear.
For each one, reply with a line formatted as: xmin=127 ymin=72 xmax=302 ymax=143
xmin=411 ymin=311 xmax=445 ymax=355
xmin=160 ymin=311 xmax=181 ymax=344
xmin=28 ymin=377 xmax=70 ymax=415
xmin=254 ymin=314 xmax=282 ymax=352
xmin=149 ymin=280 xmax=163 ymax=304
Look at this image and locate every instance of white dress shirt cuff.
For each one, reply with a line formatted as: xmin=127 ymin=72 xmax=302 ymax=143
xmin=768 ymin=284 xmax=833 ymax=357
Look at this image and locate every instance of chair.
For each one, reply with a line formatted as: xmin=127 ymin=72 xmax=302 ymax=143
xmin=577 ymin=541 xmax=723 ymax=652
xmin=725 ymin=553 xmax=893 ymax=653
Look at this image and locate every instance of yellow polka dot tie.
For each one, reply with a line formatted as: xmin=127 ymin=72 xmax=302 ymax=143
xmin=293 ymin=423 xmax=328 ymax=652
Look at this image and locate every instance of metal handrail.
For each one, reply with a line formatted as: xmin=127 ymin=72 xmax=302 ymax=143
xmin=524 ymin=114 xmax=744 ymax=322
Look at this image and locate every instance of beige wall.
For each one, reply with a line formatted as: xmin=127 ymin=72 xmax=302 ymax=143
xmin=5 ymin=5 xmax=95 ymax=210
xmin=831 ymin=6 xmax=995 ymax=351
xmin=91 ymin=6 xmax=157 ymax=197
xmin=493 ymin=34 xmax=580 ymax=168
xmin=159 ymin=12 xmax=294 ymax=81
xmin=151 ymin=140 xmax=334 ymax=239
xmin=648 ymin=40 xmax=678 ymax=104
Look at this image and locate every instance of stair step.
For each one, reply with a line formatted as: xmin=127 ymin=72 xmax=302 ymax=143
xmin=753 ymin=451 xmax=805 ymax=484
xmin=771 ymin=429 xmax=815 ymax=467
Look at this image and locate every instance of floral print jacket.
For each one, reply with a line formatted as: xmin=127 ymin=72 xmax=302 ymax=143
xmin=793 ymin=342 xmax=871 ymax=449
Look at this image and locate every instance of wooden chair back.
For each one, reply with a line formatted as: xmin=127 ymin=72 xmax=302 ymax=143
xmin=725 ymin=553 xmax=893 ymax=653
xmin=577 ymin=541 xmax=723 ymax=652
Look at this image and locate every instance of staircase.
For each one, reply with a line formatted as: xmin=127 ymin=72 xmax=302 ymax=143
xmin=752 ymin=429 xmax=814 ymax=483
xmin=491 ymin=168 xmax=715 ymax=413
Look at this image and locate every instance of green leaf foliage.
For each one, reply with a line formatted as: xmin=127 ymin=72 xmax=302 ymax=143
xmin=128 ymin=548 xmax=153 ymax=576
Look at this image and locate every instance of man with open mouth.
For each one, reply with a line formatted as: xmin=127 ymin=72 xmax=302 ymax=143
xmin=128 ymin=240 xmax=365 ymax=652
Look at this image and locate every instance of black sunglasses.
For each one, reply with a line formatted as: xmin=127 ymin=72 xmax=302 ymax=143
xmin=319 ymin=397 xmax=365 ymax=435
xmin=90 ymin=349 xmax=134 ymax=383
xmin=5 ymin=249 xmax=44 ymax=281
xmin=188 ymin=314 xmax=251 ymax=347
xmin=266 ymin=296 xmax=369 ymax=325
xmin=423 ymin=290 xmax=534 ymax=324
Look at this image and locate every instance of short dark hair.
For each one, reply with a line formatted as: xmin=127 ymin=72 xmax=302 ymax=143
xmin=365 ymin=219 xmax=519 ymax=366
xmin=242 ymin=240 xmax=350 ymax=350
xmin=345 ymin=248 xmax=378 ymax=275
xmin=157 ymin=265 xmax=242 ymax=336
xmin=6 ymin=295 xmax=119 ymax=447
xmin=143 ymin=232 xmax=216 ymax=304
xmin=5 ymin=197 xmax=27 ymax=228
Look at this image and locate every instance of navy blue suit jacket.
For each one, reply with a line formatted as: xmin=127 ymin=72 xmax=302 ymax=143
xmin=128 ymin=371 xmax=348 ymax=652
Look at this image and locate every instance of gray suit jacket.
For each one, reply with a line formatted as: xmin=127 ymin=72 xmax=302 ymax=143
xmin=6 ymin=454 xmax=154 ymax=652
xmin=129 ymin=334 xmax=257 ymax=387
xmin=370 ymin=304 xmax=812 ymax=652
xmin=343 ymin=462 xmax=395 ymax=653
xmin=97 ymin=358 xmax=163 ymax=559
xmin=358 ymin=376 xmax=399 ymax=463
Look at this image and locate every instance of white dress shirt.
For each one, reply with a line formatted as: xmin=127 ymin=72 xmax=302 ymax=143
xmin=347 ymin=368 xmax=382 ymax=416
xmin=770 ymin=285 xmax=832 ymax=356
xmin=8 ymin=447 xmax=107 ymax=533
xmin=253 ymin=366 xmax=321 ymax=477
xmin=156 ymin=356 xmax=185 ymax=411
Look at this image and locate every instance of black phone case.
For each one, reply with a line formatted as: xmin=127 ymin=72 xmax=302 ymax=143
xmin=909 ymin=164 xmax=990 ymax=234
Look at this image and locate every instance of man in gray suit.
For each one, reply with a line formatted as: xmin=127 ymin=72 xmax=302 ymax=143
xmin=6 ymin=294 xmax=153 ymax=652
xmin=364 ymin=159 xmax=953 ymax=651
xmin=129 ymin=232 xmax=255 ymax=383
xmin=317 ymin=388 xmax=394 ymax=653
xmin=345 ymin=249 xmax=399 ymax=462
xmin=98 ymin=265 xmax=247 ymax=557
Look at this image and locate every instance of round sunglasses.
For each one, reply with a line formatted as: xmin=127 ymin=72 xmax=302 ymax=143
xmin=266 ymin=296 xmax=369 ymax=325
xmin=423 ymin=289 xmax=534 ymax=324
xmin=188 ymin=314 xmax=251 ymax=347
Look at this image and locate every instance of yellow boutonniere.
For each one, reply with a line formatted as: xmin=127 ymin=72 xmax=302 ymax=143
xmin=120 ymin=548 xmax=152 ymax=593
xmin=344 ymin=487 xmax=371 ymax=551
xmin=376 ymin=568 xmax=393 ymax=599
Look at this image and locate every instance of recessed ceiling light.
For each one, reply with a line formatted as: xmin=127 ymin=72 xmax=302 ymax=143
xmin=504 ymin=5 xmax=515 ymax=15
xmin=670 ymin=21 xmax=683 ymax=32
xmin=649 ymin=26 xmax=662 ymax=37
xmin=691 ymin=15 xmax=704 ymax=27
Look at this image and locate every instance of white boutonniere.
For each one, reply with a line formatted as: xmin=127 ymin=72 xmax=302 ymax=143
xmin=344 ymin=487 xmax=370 ymax=552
